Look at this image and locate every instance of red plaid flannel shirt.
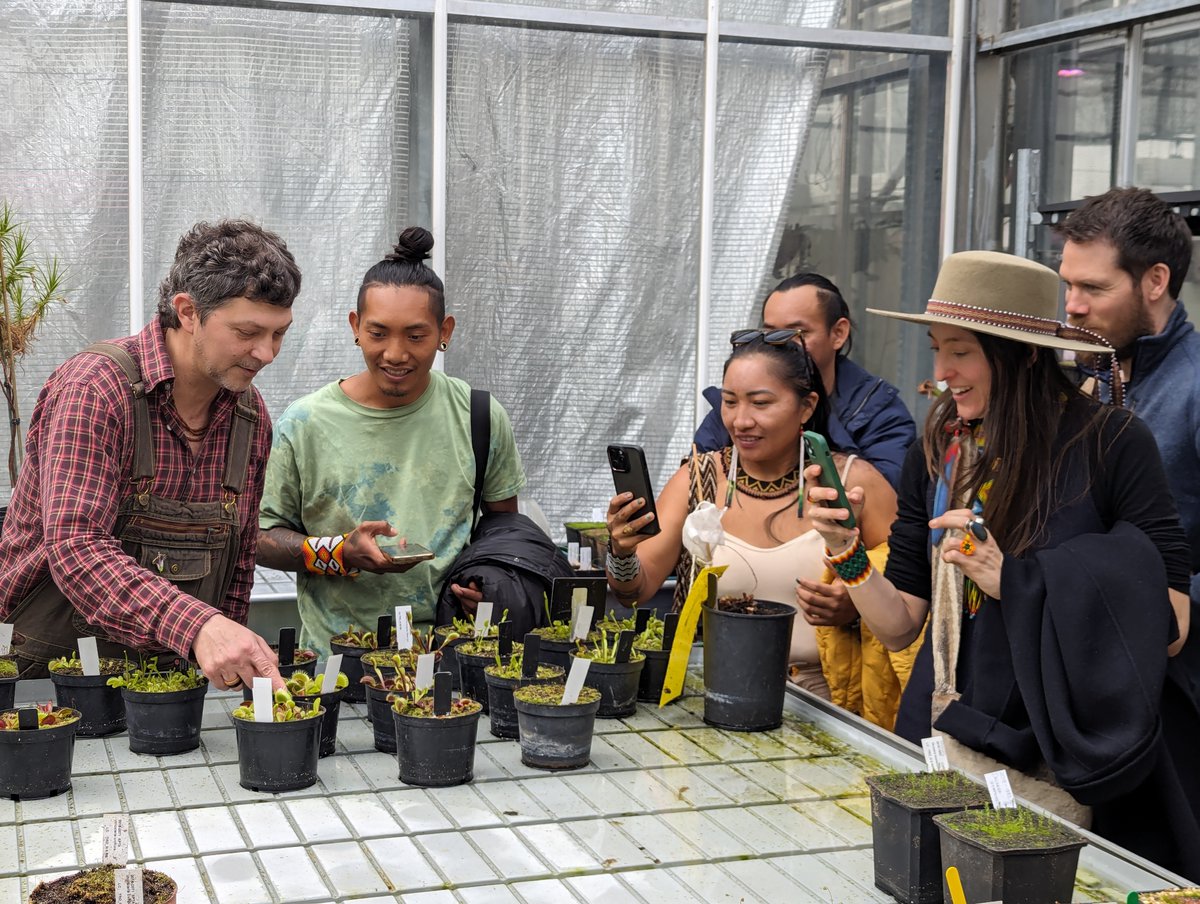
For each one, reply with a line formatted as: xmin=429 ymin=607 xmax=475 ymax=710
xmin=0 ymin=318 xmax=273 ymax=657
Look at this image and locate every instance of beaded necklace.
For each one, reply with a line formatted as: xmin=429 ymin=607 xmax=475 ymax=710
xmin=720 ymin=447 xmax=800 ymax=500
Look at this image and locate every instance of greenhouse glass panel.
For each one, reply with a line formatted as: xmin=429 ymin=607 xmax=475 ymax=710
xmin=1010 ymin=0 xmax=1134 ymax=30
xmin=1137 ymin=17 xmax=1200 ymax=194
xmin=837 ymin=0 xmax=950 ymax=36
xmin=483 ymin=0 xmax=703 ymax=17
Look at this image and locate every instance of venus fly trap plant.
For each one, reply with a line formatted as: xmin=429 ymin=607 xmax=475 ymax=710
xmin=0 ymin=702 xmax=80 ymax=730
xmin=284 ymin=671 xmax=348 ymax=696
xmin=574 ymin=629 xmax=643 ymax=664
xmin=47 ymin=652 xmax=124 ymax=675
xmin=331 ymin=624 xmax=396 ymax=650
xmin=106 ymin=659 xmax=204 ymax=692
xmin=231 ymin=689 xmax=320 ymax=722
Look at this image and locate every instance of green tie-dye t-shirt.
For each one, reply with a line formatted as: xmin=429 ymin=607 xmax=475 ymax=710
xmin=258 ymin=371 xmax=525 ymax=655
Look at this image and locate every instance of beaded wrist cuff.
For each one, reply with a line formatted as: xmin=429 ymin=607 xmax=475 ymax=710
xmin=826 ymin=538 xmax=872 ymax=587
xmin=606 ymin=551 xmax=641 ymax=583
xmin=302 ymin=534 xmax=357 ymax=576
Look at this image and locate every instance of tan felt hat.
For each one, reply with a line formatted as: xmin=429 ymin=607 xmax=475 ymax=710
xmin=867 ymin=250 xmax=1113 ymax=355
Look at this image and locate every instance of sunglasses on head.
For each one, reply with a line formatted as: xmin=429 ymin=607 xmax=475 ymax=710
xmin=730 ymin=328 xmax=802 ymax=347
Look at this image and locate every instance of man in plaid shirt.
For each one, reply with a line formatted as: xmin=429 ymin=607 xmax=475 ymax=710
xmin=0 ymin=220 xmax=301 ymax=689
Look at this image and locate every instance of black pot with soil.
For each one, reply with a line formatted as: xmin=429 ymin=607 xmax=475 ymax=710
xmin=865 ymin=770 xmax=991 ymax=904
xmin=29 ymin=865 xmax=178 ymax=904
xmin=513 ymin=683 xmax=602 ymax=770
xmin=571 ymin=643 xmax=644 ymax=719
xmin=392 ymin=697 xmax=482 ymax=787
xmin=292 ymin=687 xmax=345 ymax=758
xmin=933 ymin=807 xmax=1087 ymax=904
xmin=113 ymin=667 xmax=208 ymax=755
xmin=483 ymin=659 xmax=564 ymax=739
xmin=531 ymin=626 xmax=598 ymax=672
xmin=329 ymin=620 xmax=396 ymax=703
xmin=0 ymin=656 xmax=17 ymax=713
xmin=230 ymin=697 xmax=324 ymax=793
xmin=47 ymin=655 xmax=127 ymax=737
xmin=702 ymin=596 xmax=795 ymax=731
xmin=0 ymin=706 xmax=81 ymax=799
xmin=457 ymin=639 xmax=522 ymax=714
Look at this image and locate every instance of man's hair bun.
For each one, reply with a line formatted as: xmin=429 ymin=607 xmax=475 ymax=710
xmin=387 ymin=226 xmax=434 ymax=264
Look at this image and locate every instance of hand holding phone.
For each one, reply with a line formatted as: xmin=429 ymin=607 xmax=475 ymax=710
xmin=607 ymin=444 xmax=660 ymax=539
xmin=802 ymin=431 xmax=856 ymax=530
xmin=375 ymin=540 xmax=436 ymax=567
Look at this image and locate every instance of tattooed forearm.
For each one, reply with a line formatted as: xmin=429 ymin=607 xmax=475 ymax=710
xmin=255 ymin=527 xmax=307 ymax=571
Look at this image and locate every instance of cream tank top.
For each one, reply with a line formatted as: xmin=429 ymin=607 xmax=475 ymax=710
xmin=711 ymin=455 xmax=856 ymax=663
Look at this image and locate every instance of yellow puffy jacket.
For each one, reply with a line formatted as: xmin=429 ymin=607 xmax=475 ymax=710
xmin=815 ymin=541 xmax=925 ymax=732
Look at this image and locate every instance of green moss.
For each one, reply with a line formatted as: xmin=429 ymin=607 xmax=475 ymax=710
xmin=362 ymin=649 xmax=418 ymax=670
xmin=513 ymin=683 xmax=601 ymax=706
xmin=485 ymin=660 xmax=563 ymax=681
xmin=47 ymin=654 xmax=126 ymax=676
xmin=392 ymin=696 xmax=481 ymax=718
xmin=0 ymin=658 xmax=17 ymax=679
xmin=867 ymin=770 xmax=990 ymax=808
xmin=936 ymin=806 xmax=1083 ymax=851
xmin=29 ymin=864 xmax=175 ymax=904
xmin=458 ymin=639 xmax=525 ymax=659
xmin=533 ymin=624 xmax=599 ymax=644
xmin=1139 ymin=890 xmax=1200 ymax=903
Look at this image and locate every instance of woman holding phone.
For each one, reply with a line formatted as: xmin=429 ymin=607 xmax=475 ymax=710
xmin=605 ymin=332 xmax=909 ymax=722
xmin=804 ymin=250 xmax=1199 ymax=872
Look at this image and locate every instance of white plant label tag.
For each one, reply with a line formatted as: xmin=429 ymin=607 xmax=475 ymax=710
xmin=571 ymin=605 xmax=594 ymax=642
xmin=321 ymin=654 xmax=343 ymax=694
xmin=114 ymin=867 xmax=144 ymax=904
xmin=571 ymin=587 xmax=588 ymax=618
xmin=590 ymin=507 xmax=604 ymax=522
xmin=101 ymin=813 xmax=130 ymax=865
xmin=395 ymin=606 xmax=413 ymax=651
xmin=473 ymin=602 xmax=494 ymax=638
xmin=78 ymin=637 xmax=101 ymax=676
xmin=985 ymin=769 xmax=1017 ymax=809
xmin=415 ymin=653 xmax=435 ymax=690
xmin=252 ymin=677 xmax=273 ymax=723
xmin=0 ymin=623 xmax=12 ymax=656
xmin=567 ymin=541 xmax=580 ymax=566
xmin=562 ymin=656 xmax=591 ymax=705
xmin=921 ymin=736 xmax=950 ymax=772
xmin=579 ymin=547 xmax=593 ymax=570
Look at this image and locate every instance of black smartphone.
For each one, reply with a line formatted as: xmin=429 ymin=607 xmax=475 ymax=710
xmin=802 ymin=431 xmax=856 ymax=529
xmin=549 ymin=576 xmax=608 ymax=624
xmin=375 ymin=541 xmax=436 ymax=566
xmin=607 ymin=444 xmax=661 ymax=537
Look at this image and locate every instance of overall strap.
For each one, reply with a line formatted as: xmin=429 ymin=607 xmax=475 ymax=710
xmin=469 ymin=389 xmax=491 ymax=533
xmin=220 ymin=392 xmax=259 ymax=497
xmin=81 ymin=342 xmax=154 ymax=486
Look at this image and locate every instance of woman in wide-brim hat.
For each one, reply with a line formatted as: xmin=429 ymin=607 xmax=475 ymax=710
xmin=805 ymin=250 xmax=1200 ymax=874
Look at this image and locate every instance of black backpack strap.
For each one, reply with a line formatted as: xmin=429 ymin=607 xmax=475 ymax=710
xmin=469 ymin=389 xmax=491 ymax=533
xmin=81 ymin=342 xmax=154 ymax=487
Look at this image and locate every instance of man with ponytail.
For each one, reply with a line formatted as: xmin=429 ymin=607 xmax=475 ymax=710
xmin=257 ymin=227 xmax=528 ymax=655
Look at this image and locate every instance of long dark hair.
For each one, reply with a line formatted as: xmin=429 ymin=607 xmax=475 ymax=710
xmin=923 ymin=332 xmax=1110 ymax=556
xmin=723 ymin=336 xmax=834 ymax=541
xmin=357 ymin=226 xmax=445 ymax=320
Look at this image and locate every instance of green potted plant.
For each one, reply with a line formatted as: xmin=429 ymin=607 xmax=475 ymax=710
xmin=390 ymin=685 xmax=482 ymax=787
xmin=0 ymin=202 xmax=67 ymax=494
xmin=230 ymin=689 xmax=324 ymax=792
xmin=570 ymin=629 xmax=643 ymax=718
xmin=107 ymin=659 xmax=207 ymax=755
xmin=285 ymin=670 xmax=348 ymax=758
xmin=47 ymin=651 xmax=127 ymax=737
xmin=513 ymin=683 xmax=602 ymax=770
xmin=361 ymin=625 xmax=440 ymax=683
xmin=630 ymin=612 xmax=673 ymax=704
xmin=0 ymin=703 xmax=81 ymax=799
xmin=329 ymin=622 xmax=396 ymax=702
xmin=531 ymin=611 xmax=599 ymax=672
xmin=0 ymin=655 xmax=17 ymax=712
xmin=933 ymin=806 xmax=1087 ymax=904
xmin=456 ymin=637 xmax=520 ymax=715
xmin=29 ymin=864 xmax=177 ymax=904
xmin=865 ymin=770 xmax=991 ymax=903
xmin=482 ymin=647 xmax=564 ymax=739
xmin=361 ymin=666 xmax=417 ymax=754
xmin=703 ymin=593 xmax=795 ymax=731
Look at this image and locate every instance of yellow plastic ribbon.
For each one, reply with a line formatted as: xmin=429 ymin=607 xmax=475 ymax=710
xmin=659 ymin=564 xmax=727 ymax=706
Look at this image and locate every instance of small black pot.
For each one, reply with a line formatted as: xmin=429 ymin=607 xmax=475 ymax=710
xmin=534 ymin=636 xmax=575 ymax=672
xmin=364 ymin=683 xmax=398 ymax=753
xmin=392 ymin=705 xmax=481 ymax=787
xmin=328 ymin=640 xmax=369 ymax=702
xmin=49 ymin=670 xmax=126 ymax=737
xmin=457 ymin=645 xmax=506 ymax=713
xmin=635 ymin=647 xmax=670 ymax=704
xmin=483 ymin=666 xmax=565 ymax=739
xmin=702 ymin=599 xmax=795 ymax=731
xmin=122 ymin=681 xmax=208 ymax=755
xmin=292 ymin=688 xmax=344 ymax=758
xmin=231 ymin=711 xmax=323 ymax=793
xmin=273 ymin=647 xmax=319 ymax=680
xmin=934 ymin=812 xmax=1086 ymax=904
xmin=572 ymin=653 xmax=644 ymax=718
xmin=0 ymin=709 xmax=81 ymax=799
xmin=514 ymin=692 xmax=601 ymax=770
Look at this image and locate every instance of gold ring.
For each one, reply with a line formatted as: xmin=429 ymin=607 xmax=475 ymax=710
xmin=624 ymin=525 xmax=634 ymax=537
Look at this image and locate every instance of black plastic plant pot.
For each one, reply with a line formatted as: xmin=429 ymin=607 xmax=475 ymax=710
xmin=514 ymin=692 xmax=601 ymax=770
xmin=635 ymin=647 xmax=670 ymax=704
xmin=328 ymin=640 xmax=369 ymax=702
xmin=457 ymin=644 xmax=512 ymax=714
xmin=865 ymin=772 xmax=991 ymax=904
xmin=273 ymin=646 xmax=319 ymax=680
xmin=122 ymin=682 xmax=208 ymax=755
xmin=572 ymin=653 xmax=644 ymax=718
xmin=49 ymin=670 xmax=127 ymax=737
xmin=702 ymin=599 xmax=795 ymax=731
xmin=392 ymin=705 xmax=482 ymax=787
xmin=933 ymin=810 xmax=1086 ymax=904
xmin=534 ymin=636 xmax=575 ymax=672
xmin=232 ymin=711 xmax=323 ymax=793
xmin=0 ymin=709 xmax=80 ymax=799
xmin=365 ymin=684 xmax=397 ymax=753
xmin=483 ymin=666 xmax=565 ymax=739
xmin=292 ymin=688 xmax=344 ymax=758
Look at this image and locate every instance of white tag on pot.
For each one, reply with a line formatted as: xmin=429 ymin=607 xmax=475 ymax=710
xmin=921 ymin=736 xmax=949 ymax=772
xmin=579 ymin=547 xmax=592 ymax=570
xmin=0 ymin=623 xmax=12 ymax=656
xmin=321 ymin=654 xmax=343 ymax=694
xmin=571 ymin=586 xmax=588 ymax=619
xmin=561 ymin=656 xmax=591 ymax=705
xmin=567 ymin=541 xmax=580 ymax=566
xmin=252 ymin=677 xmax=273 ymax=723
xmin=473 ymin=602 xmax=493 ymax=638
xmin=114 ymin=867 xmax=144 ymax=904
xmin=590 ymin=507 xmax=604 ymax=522
xmin=395 ymin=606 xmax=413 ymax=651
xmin=571 ymin=605 xmax=594 ymax=642
xmin=985 ymin=769 xmax=1017 ymax=810
xmin=78 ymin=637 xmax=100 ymax=676
xmin=415 ymin=653 xmax=435 ymax=691
xmin=101 ymin=813 xmax=130 ymax=865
